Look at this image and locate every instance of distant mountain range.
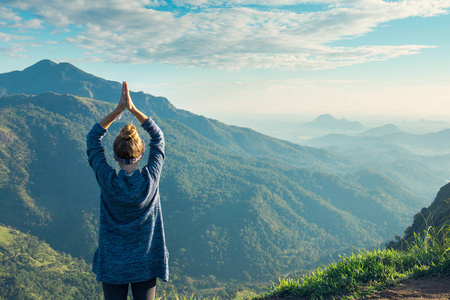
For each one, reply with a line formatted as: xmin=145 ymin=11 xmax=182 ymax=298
xmin=359 ymin=124 xmax=402 ymax=137
xmin=0 ymin=60 xmax=356 ymax=172
xmin=247 ymin=112 xmax=450 ymax=147
xmin=0 ymin=60 xmax=433 ymax=283
xmin=301 ymin=114 xmax=365 ymax=132
xmin=301 ymin=114 xmax=450 ymax=198
xmin=305 ymin=127 xmax=450 ymax=174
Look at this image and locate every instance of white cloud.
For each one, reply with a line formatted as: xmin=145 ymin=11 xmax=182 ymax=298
xmin=0 ymin=44 xmax=27 ymax=58
xmin=172 ymin=0 xmax=334 ymax=7
xmin=11 ymin=18 xmax=43 ymax=29
xmin=0 ymin=6 xmax=22 ymax=21
xmin=1 ymin=0 xmax=449 ymax=69
xmin=0 ymin=32 xmax=33 ymax=42
xmin=0 ymin=5 xmax=43 ymax=30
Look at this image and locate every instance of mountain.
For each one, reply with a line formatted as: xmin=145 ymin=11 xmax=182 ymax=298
xmin=0 ymin=59 xmax=121 ymax=100
xmin=0 ymin=60 xmax=430 ymax=282
xmin=301 ymin=114 xmax=364 ymax=132
xmin=0 ymin=224 xmax=102 ymax=299
xmin=0 ymin=60 xmax=357 ymax=173
xmin=307 ymin=127 xmax=450 ymax=157
xmin=384 ymin=129 xmax=450 ymax=155
xmin=394 ymin=182 xmax=450 ymax=246
xmin=0 ymin=92 xmax=423 ymax=281
xmin=360 ymin=124 xmax=402 ymax=137
xmin=398 ymin=119 xmax=450 ymax=135
xmin=304 ymin=127 xmax=450 ymax=199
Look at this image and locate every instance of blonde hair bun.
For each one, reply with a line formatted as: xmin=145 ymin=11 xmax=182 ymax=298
xmin=114 ymin=124 xmax=145 ymax=160
xmin=120 ymin=124 xmax=139 ymax=141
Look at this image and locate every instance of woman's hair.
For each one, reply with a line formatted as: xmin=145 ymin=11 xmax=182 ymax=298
xmin=113 ymin=124 xmax=145 ymax=160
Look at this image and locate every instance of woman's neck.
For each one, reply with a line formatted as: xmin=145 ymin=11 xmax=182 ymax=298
xmin=119 ymin=162 xmax=139 ymax=174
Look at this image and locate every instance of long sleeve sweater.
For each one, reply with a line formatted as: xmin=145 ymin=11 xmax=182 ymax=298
xmin=86 ymin=118 xmax=169 ymax=284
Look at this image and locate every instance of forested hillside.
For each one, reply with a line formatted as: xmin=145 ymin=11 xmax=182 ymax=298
xmin=0 ymin=92 xmax=424 ymax=282
xmin=0 ymin=225 xmax=102 ymax=299
xmin=305 ymin=129 xmax=450 ymax=199
xmin=0 ymin=60 xmax=431 ymax=283
xmin=0 ymin=60 xmax=356 ymax=172
xmin=388 ymin=182 xmax=450 ymax=249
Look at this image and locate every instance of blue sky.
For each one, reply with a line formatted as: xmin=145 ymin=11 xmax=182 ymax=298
xmin=0 ymin=0 xmax=449 ymax=124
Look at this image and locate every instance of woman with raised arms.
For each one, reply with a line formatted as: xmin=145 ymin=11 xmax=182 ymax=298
xmin=86 ymin=82 xmax=168 ymax=300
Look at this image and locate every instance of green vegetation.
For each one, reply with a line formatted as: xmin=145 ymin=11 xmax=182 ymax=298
xmin=391 ymin=183 xmax=450 ymax=248
xmin=0 ymin=61 xmax=440 ymax=297
xmin=305 ymin=129 xmax=450 ymax=201
xmin=0 ymin=224 xmax=258 ymax=300
xmin=0 ymin=224 xmax=102 ymax=299
xmin=3 ymin=222 xmax=450 ymax=300
xmin=257 ymin=225 xmax=450 ymax=300
xmin=0 ymin=93 xmax=425 ymax=284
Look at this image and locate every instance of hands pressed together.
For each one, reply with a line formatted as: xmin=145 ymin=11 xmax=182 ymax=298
xmin=99 ymin=81 xmax=148 ymax=129
xmin=116 ymin=81 xmax=135 ymax=113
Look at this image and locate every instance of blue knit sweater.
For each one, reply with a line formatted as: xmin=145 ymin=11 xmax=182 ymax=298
xmin=86 ymin=118 xmax=169 ymax=284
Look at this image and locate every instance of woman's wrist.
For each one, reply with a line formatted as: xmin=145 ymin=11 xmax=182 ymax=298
xmin=114 ymin=106 xmax=125 ymax=114
xmin=129 ymin=106 xmax=137 ymax=114
xmin=130 ymin=107 xmax=148 ymax=124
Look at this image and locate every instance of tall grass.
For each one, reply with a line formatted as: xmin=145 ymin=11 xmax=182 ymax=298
xmin=157 ymin=293 xmax=221 ymax=300
xmin=256 ymin=225 xmax=450 ymax=300
xmin=156 ymin=288 xmax=222 ymax=300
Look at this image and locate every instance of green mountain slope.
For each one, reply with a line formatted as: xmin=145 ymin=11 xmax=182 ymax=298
xmin=0 ymin=92 xmax=424 ymax=281
xmin=258 ymin=182 xmax=450 ymax=300
xmin=389 ymin=182 xmax=450 ymax=248
xmin=0 ymin=59 xmax=121 ymax=101
xmin=0 ymin=224 xmax=101 ymax=299
xmin=0 ymin=60 xmax=356 ymax=172
xmin=305 ymin=131 xmax=450 ymax=199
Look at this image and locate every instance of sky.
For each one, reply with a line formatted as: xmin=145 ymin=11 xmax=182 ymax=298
xmin=0 ymin=0 xmax=450 ymax=126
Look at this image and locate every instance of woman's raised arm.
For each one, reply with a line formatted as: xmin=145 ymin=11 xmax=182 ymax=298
xmin=121 ymin=82 xmax=165 ymax=180
xmin=98 ymin=81 xmax=128 ymax=129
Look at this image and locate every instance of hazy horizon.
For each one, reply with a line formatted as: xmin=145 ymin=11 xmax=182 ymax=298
xmin=183 ymin=110 xmax=450 ymax=140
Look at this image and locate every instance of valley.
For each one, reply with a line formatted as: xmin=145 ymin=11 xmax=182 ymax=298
xmin=0 ymin=60 xmax=447 ymax=298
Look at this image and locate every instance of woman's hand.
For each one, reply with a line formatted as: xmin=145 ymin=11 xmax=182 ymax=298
xmin=122 ymin=81 xmax=148 ymax=124
xmin=122 ymin=81 xmax=136 ymax=112
xmin=98 ymin=81 xmax=128 ymax=129
xmin=116 ymin=81 xmax=128 ymax=112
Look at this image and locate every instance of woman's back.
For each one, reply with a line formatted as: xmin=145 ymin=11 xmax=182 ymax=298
xmin=86 ymin=82 xmax=168 ymax=299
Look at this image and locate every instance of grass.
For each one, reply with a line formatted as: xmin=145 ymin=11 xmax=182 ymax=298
xmin=0 ymin=225 xmax=19 ymax=246
xmin=156 ymin=289 xmax=222 ymax=300
xmin=159 ymin=290 xmax=258 ymax=300
xmin=256 ymin=225 xmax=450 ymax=300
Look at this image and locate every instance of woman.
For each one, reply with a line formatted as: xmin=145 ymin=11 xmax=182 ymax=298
xmin=86 ymin=82 xmax=168 ymax=300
